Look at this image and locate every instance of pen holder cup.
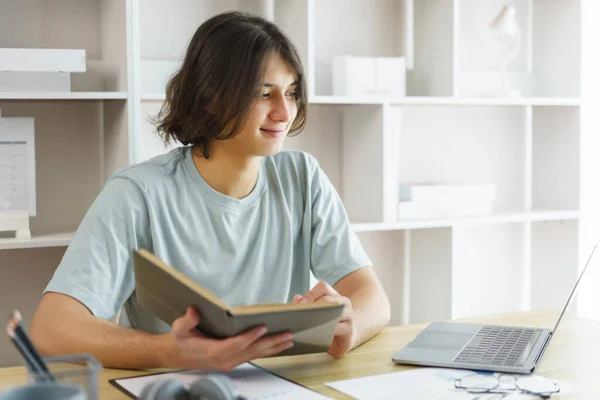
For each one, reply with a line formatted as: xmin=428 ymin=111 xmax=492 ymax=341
xmin=0 ymin=382 xmax=86 ymax=400
xmin=25 ymin=353 xmax=102 ymax=400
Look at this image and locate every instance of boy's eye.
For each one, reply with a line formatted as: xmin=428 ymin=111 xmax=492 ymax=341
xmin=258 ymin=90 xmax=296 ymax=99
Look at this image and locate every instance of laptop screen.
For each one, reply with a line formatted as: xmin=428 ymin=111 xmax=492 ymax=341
xmin=551 ymin=241 xmax=599 ymax=334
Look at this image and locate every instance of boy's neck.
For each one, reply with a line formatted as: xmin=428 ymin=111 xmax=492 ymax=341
xmin=191 ymin=146 xmax=261 ymax=200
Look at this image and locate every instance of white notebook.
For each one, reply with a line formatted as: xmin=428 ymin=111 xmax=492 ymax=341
xmin=326 ymin=367 xmax=573 ymax=400
xmin=110 ymin=363 xmax=329 ymax=400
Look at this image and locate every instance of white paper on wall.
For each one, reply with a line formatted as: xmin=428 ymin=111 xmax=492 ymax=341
xmin=0 ymin=118 xmax=36 ymax=216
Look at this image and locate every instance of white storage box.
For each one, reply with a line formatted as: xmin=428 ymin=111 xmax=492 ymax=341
xmin=397 ymin=184 xmax=496 ymax=219
xmin=332 ymin=55 xmax=406 ymax=97
xmin=399 ymin=184 xmax=496 ymax=202
xmin=0 ymin=48 xmax=86 ymax=72
xmin=0 ymin=71 xmax=71 ymax=92
xmin=397 ymin=199 xmax=494 ymax=219
xmin=0 ymin=48 xmax=86 ymax=92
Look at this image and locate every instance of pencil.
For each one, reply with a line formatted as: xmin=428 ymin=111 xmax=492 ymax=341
xmin=7 ymin=311 xmax=55 ymax=382
xmin=6 ymin=322 xmax=40 ymax=378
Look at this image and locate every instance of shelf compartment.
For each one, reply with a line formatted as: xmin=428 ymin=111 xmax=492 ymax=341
xmin=408 ymin=228 xmax=453 ymax=323
xmin=0 ymin=100 xmax=129 ymax=239
xmin=457 ymin=0 xmax=580 ymax=97
xmin=351 ymin=209 xmax=580 ymax=232
xmin=283 ymin=104 xmax=345 ymax=198
xmin=532 ymin=106 xmax=580 ymax=210
xmin=0 ymin=0 xmax=129 ymax=92
xmin=355 ymin=230 xmax=407 ymax=325
xmin=138 ymin=0 xmax=298 ymax=95
xmin=312 ymin=0 xmax=454 ymax=97
xmin=284 ymin=103 xmax=397 ymax=225
xmin=397 ymin=106 xmax=528 ymax=214
xmin=313 ymin=0 xmax=411 ymax=96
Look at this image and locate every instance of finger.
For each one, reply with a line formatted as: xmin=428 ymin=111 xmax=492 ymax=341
xmin=224 ymin=338 xmax=294 ymax=370
xmin=246 ymin=331 xmax=294 ymax=359
xmin=314 ymin=295 xmax=353 ymax=320
xmin=261 ymin=339 xmax=294 ymax=357
xmin=315 ymin=294 xmax=345 ymax=305
xmin=300 ymin=282 xmax=338 ymax=304
xmin=171 ymin=307 xmax=201 ymax=339
xmin=223 ymin=325 xmax=268 ymax=353
xmin=221 ymin=331 xmax=293 ymax=369
xmin=292 ymin=294 xmax=303 ymax=304
xmin=180 ymin=332 xmax=220 ymax=353
xmin=340 ymin=305 xmax=353 ymax=322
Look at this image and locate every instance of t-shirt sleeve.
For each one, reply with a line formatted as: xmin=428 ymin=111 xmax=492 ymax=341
xmin=308 ymin=157 xmax=372 ymax=286
xmin=44 ymin=175 xmax=151 ymax=320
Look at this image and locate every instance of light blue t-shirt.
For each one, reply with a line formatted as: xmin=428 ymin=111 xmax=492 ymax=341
xmin=45 ymin=147 xmax=371 ymax=334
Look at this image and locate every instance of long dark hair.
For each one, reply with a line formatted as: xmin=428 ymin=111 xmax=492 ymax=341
xmin=154 ymin=11 xmax=307 ymax=158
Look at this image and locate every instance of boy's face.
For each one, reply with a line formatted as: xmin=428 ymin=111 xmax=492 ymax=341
xmin=222 ymin=52 xmax=298 ymax=158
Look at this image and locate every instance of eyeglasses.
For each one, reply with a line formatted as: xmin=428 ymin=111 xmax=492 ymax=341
xmin=455 ymin=373 xmax=560 ymax=399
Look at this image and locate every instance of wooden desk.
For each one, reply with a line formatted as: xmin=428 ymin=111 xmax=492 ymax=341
xmin=1 ymin=310 xmax=599 ymax=399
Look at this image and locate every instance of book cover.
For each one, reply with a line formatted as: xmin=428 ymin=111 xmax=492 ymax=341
xmin=133 ymin=249 xmax=344 ymax=356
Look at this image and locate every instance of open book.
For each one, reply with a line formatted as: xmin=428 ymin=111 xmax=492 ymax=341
xmin=133 ymin=249 xmax=344 ymax=356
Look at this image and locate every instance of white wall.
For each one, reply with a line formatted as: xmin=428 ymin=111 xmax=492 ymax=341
xmin=578 ymin=0 xmax=600 ymax=321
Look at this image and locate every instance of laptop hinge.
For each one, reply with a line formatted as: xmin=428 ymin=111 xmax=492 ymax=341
xmin=532 ymin=332 xmax=552 ymax=368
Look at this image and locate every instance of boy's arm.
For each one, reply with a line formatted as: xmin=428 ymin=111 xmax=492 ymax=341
xmin=333 ymin=267 xmax=391 ymax=347
xmin=31 ymin=292 xmax=171 ymax=369
xmin=294 ymin=266 xmax=390 ymax=357
xmin=30 ymin=292 xmax=295 ymax=370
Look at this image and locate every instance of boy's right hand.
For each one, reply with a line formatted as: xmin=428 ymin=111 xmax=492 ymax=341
xmin=160 ymin=307 xmax=294 ymax=371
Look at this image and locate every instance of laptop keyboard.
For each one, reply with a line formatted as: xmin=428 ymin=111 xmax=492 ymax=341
xmin=453 ymin=326 xmax=542 ymax=367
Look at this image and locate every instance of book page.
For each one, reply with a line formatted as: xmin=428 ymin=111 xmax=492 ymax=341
xmin=231 ymin=302 xmax=339 ymax=315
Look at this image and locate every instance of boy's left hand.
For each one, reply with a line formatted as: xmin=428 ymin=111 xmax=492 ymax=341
xmin=293 ymin=282 xmax=357 ymax=357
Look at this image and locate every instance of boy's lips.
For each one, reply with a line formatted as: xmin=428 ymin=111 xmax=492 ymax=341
xmin=261 ymin=128 xmax=286 ymax=138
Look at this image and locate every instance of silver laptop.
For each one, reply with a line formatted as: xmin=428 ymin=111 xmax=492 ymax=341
xmin=392 ymin=242 xmax=598 ymax=374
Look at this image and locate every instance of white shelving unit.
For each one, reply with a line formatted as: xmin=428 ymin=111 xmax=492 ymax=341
xmin=141 ymin=94 xmax=582 ymax=107
xmin=311 ymin=95 xmax=582 ymax=106
xmin=0 ymin=232 xmax=74 ymax=251
xmin=0 ymin=0 xmax=592 ymax=334
xmin=0 ymin=92 xmax=129 ymax=100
